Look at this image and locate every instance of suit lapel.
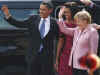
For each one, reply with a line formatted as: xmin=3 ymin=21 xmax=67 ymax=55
xmin=49 ymin=18 xmax=52 ymax=32
xmin=50 ymin=18 xmax=54 ymax=32
xmin=43 ymin=17 xmax=53 ymax=38
xmin=34 ymin=16 xmax=54 ymax=39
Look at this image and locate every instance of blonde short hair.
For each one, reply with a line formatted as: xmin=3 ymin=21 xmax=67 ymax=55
xmin=74 ymin=10 xmax=91 ymax=24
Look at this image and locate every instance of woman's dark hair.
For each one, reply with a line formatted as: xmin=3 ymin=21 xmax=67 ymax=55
xmin=64 ymin=2 xmax=83 ymax=19
xmin=41 ymin=1 xmax=53 ymax=9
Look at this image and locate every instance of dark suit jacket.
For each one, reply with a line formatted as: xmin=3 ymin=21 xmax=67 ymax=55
xmin=86 ymin=3 xmax=100 ymax=24
xmin=6 ymin=15 xmax=59 ymax=56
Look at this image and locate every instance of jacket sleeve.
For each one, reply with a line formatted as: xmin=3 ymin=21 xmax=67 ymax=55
xmin=58 ymin=21 xmax=76 ymax=37
xmin=89 ymin=29 xmax=99 ymax=54
xmin=5 ymin=15 xmax=36 ymax=28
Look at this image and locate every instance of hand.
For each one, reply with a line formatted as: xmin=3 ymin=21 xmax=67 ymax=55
xmin=58 ymin=6 xmax=65 ymax=19
xmin=80 ymin=0 xmax=93 ymax=6
xmin=54 ymin=60 xmax=59 ymax=72
xmin=91 ymin=23 xmax=100 ymax=30
xmin=1 ymin=5 xmax=10 ymax=17
xmin=88 ymin=70 xmax=94 ymax=75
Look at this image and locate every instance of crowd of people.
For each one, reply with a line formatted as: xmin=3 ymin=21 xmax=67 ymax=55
xmin=1 ymin=0 xmax=100 ymax=75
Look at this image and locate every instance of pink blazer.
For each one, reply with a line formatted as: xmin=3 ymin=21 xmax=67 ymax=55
xmin=58 ymin=21 xmax=99 ymax=70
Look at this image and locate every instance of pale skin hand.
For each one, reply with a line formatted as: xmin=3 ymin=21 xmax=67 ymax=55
xmin=54 ymin=59 xmax=59 ymax=72
xmin=92 ymin=23 xmax=100 ymax=30
xmin=88 ymin=70 xmax=93 ymax=75
xmin=1 ymin=5 xmax=11 ymax=17
xmin=80 ymin=0 xmax=93 ymax=6
xmin=58 ymin=6 xmax=65 ymax=19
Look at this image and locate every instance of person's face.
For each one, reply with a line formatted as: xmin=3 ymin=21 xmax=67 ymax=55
xmin=64 ymin=8 xmax=72 ymax=20
xmin=39 ymin=4 xmax=52 ymax=18
xmin=75 ymin=18 xmax=88 ymax=28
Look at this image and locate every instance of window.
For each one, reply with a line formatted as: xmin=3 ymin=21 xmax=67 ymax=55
xmin=0 ymin=1 xmax=40 ymax=75
xmin=0 ymin=8 xmax=39 ymax=54
xmin=0 ymin=9 xmax=38 ymax=29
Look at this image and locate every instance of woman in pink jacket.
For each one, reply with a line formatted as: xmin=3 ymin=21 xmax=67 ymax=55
xmin=58 ymin=9 xmax=99 ymax=75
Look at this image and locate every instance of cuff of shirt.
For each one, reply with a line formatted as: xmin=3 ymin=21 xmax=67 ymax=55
xmin=58 ymin=18 xmax=63 ymax=21
xmin=6 ymin=14 xmax=11 ymax=19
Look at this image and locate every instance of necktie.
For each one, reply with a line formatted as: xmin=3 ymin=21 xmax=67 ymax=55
xmin=40 ymin=19 xmax=45 ymax=38
xmin=39 ymin=19 xmax=45 ymax=52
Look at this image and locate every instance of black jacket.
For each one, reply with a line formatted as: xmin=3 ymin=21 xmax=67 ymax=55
xmin=6 ymin=15 xmax=59 ymax=56
xmin=87 ymin=4 xmax=100 ymax=56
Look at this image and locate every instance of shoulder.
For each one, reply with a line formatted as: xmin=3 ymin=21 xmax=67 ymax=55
xmin=90 ymin=26 xmax=97 ymax=32
xmin=29 ymin=15 xmax=40 ymax=19
xmin=89 ymin=26 xmax=98 ymax=35
xmin=50 ymin=17 xmax=57 ymax=23
xmin=87 ymin=27 xmax=99 ymax=41
xmin=27 ymin=15 xmax=40 ymax=23
xmin=50 ymin=17 xmax=58 ymax=27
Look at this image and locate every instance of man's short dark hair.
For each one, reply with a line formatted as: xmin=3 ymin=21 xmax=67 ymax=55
xmin=41 ymin=1 xmax=53 ymax=9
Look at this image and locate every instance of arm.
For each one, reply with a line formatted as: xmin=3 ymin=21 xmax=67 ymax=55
xmin=89 ymin=29 xmax=99 ymax=54
xmin=58 ymin=6 xmax=75 ymax=36
xmin=2 ymin=5 xmax=34 ymax=28
xmin=55 ymin=36 xmax=64 ymax=71
xmin=6 ymin=16 xmax=34 ymax=28
xmin=91 ymin=23 xmax=100 ymax=30
xmin=80 ymin=0 xmax=100 ymax=13
xmin=80 ymin=0 xmax=100 ymax=11
xmin=58 ymin=21 xmax=75 ymax=37
xmin=56 ymin=37 xmax=64 ymax=61
xmin=80 ymin=0 xmax=100 ymax=25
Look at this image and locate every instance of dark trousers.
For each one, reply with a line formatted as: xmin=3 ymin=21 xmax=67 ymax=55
xmin=72 ymin=68 xmax=88 ymax=75
xmin=31 ymin=50 xmax=54 ymax=75
xmin=94 ymin=68 xmax=100 ymax=75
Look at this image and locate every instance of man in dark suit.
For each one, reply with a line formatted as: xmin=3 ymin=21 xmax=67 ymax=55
xmin=1 ymin=1 xmax=59 ymax=75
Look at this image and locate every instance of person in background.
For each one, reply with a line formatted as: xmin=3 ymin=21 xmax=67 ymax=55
xmin=58 ymin=8 xmax=99 ymax=75
xmin=1 ymin=1 xmax=59 ymax=75
xmin=80 ymin=0 xmax=100 ymax=25
xmin=54 ymin=2 xmax=79 ymax=75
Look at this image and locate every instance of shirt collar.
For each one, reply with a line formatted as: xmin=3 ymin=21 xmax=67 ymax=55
xmin=41 ymin=16 xmax=50 ymax=22
xmin=78 ymin=24 xmax=91 ymax=33
xmin=83 ymin=24 xmax=91 ymax=33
